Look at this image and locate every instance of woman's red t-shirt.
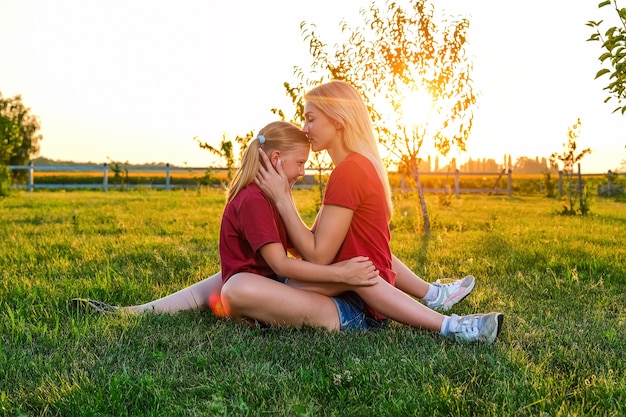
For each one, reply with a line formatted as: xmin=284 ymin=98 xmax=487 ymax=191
xmin=324 ymin=153 xmax=396 ymax=318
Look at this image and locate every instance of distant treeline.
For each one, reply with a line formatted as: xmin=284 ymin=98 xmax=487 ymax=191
xmin=412 ymin=154 xmax=554 ymax=174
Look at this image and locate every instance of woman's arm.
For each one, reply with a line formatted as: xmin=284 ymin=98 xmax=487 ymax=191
xmin=259 ymin=242 xmax=378 ymax=286
xmin=256 ymin=150 xmax=351 ymax=264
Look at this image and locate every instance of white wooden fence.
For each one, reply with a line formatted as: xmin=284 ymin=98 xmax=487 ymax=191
xmin=7 ymin=162 xmax=204 ymax=192
xmin=401 ymin=170 xmax=513 ymax=197
xmin=7 ymin=162 xmax=515 ymax=195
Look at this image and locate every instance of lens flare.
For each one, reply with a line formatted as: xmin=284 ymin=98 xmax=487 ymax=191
xmin=209 ymin=293 xmax=227 ymax=318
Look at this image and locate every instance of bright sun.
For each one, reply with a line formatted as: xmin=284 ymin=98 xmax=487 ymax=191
xmin=370 ymin=87 xmax=437 ymax=130
xmin=371 ymin=86 xmax=460 ymax=169
xmin=398 ymin=89 xmax=436 ymax=126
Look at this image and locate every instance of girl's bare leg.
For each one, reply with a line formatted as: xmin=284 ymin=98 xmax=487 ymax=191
xmin=221 ymin=273 xmax=341 ymax=331
xmin=126 ymin=272 xmax=224 ymax=315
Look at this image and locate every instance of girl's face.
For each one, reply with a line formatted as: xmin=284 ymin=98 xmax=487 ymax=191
xmin=270 ymin=144 xmax=310 ymax=186
xmin=303 ymin=101 xmax=341 ymax=152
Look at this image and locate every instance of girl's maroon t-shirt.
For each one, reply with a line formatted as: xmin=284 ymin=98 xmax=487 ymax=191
xmin=219 ymin=183 xmax=288 ymax=283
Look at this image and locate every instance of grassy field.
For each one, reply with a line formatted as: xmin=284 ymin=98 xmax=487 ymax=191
xmin=1 ymin=190 xmax=624 ymax=416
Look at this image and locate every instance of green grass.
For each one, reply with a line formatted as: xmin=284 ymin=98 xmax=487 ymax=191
xmin=1 ymin=189 xmax=624 ymax=416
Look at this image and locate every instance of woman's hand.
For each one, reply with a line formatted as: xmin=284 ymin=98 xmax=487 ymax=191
xmin=255 ymin=148 xmax=292 ymax=204
xmin=332 ymin=256 xmax=379 ymax=286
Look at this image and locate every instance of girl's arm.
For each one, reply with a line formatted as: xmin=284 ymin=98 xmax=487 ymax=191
xmin=259 ymin=242 xmax=378 ymax=286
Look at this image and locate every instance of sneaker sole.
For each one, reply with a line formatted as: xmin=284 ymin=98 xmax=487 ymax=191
xmin=479 ymin=313 xmax=504 ymax=344
xmin=71 ymin=298 xmax=119 ymax=313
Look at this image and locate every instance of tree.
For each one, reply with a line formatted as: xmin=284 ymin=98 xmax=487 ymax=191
xmin=1 ymin=93 xmax=42 ymax=180
xmin=0 ymin=93 xmax=42 ymax=164
xmin=513 ymin=156 xmax=550 ymax=174
xmin=282 ymin=0 xmax=476 ymax=233
xmin=106 ymin=157 xmax=130 ymax=188
xmin=0 ymin=108 xmax=20 ymax=165
xmin=549 ymin=118 xmax=593 ymax=215
xmin=587 ymin=0 xmax=626 ymax=114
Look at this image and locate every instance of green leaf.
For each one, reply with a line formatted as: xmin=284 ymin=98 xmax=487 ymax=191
xmin=598 ymin=0 xmax=611 ymax=8
xmin=595 ymin=68 xmax=611 ymax=79
xmin=587 ymin=33 xmax=601 ymax=42
xmin=600 ymin=52 xmax=613 ymax=62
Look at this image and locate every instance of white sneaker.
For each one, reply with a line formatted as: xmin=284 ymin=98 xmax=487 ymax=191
xmin=446 ymin=312 xmax=504 ymax=344
xmin=426 ymin=275 xmax=475 ymax=311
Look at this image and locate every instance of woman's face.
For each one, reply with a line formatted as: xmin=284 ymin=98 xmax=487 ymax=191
xmin=303 ymin=101 xmax=340 ymax=152
xmin=270 ymin=144 xmax=310 ymax=186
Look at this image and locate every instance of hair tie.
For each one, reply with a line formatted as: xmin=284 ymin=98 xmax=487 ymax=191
xmin=257 ymin=135 xmax=265 ymax=144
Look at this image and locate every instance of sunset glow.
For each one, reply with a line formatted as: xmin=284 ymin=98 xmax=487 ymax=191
xmin=1 ymin=0 xmax=623 ymax=173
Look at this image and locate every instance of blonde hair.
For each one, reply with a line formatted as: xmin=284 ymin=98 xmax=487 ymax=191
xmin=305 ymin=80 xmax=393 ymax=217
xmin=226 ymin=121 xmax=309 ymax=203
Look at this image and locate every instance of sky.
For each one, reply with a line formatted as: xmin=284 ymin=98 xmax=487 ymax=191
xmin=1 ymin=0 xmax=624 ymax=173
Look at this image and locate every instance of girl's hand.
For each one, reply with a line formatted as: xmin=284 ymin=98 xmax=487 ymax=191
xmin=255 ymin=148 xmax=292 ymax=204
xmin=333 ymin=256 xmax=379 ymax=286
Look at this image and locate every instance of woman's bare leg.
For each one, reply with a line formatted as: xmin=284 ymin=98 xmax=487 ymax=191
xmin=281 ymin=258 xmax=430 ymax=301
xmin=126 ymin=272 xmax=224 ymax=315
xmin=278 ymin=275 xmax=444 ymax=332
xmin=281 ymin=276 xmax=444 ymax=332
xmin=354 ymin=277 xmax=444 ymax=332
xmin=392 ymin=255 xmax=476 ymax=311
xmin=392 ymin=255 xmax=430 ymax=298
xmin=221 ymin=273 xmax=341 ymax=331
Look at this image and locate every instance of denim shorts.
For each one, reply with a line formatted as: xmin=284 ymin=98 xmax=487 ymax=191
xmin=332 ymin=291 xmax=388 ymax=331
xmin=268 ymin=275 xmax=289 ymax=284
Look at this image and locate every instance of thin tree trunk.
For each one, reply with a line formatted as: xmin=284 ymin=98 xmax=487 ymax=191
xmin=568 ymin=170 xmax=574 ymax=213
xmin=577 ymin=163 xmax=584 ymax=213
xmin=413 ymin=171 xmax=431 ymax=233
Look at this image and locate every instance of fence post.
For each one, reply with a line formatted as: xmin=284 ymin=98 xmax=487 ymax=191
xmin=166 ymin=163 xmax=170 ymax=191
xmin=28 ymin=161 xmax=34 ymax=192
xmin=507 ymin=169 xmax=512 ymax=196
xmin=558 ymin=171 xmax=563 ymax=197
xmin=103 ymin=163 xmax=108 ymax=192
xmin=577 ymin=163 xmax=583 ymax=210
xmin=454 ymin=169 xmax=460 ymax=198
